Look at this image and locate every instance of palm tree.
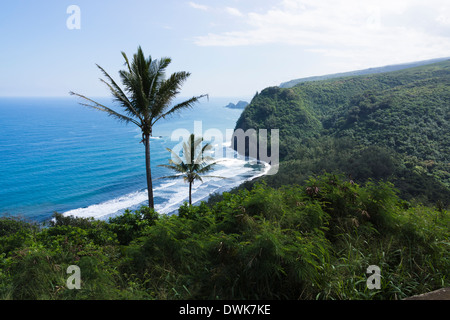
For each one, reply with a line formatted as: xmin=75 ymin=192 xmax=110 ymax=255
xmin=158 ymin=133 xmax=224 ymax=206
xmin=70 ymin=46 xmax=207 ymax=209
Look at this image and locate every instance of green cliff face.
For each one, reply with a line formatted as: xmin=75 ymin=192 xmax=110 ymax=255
xmin=235 ymin=60 xmax=450 ymax=205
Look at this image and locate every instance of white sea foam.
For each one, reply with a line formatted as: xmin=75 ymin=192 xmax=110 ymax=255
xmin=154 ymin=181 xmax=177 ymax=191
xmin=62 ymin=190 xmax=149 ymax=220
xmin=63 ymin=146 xmax=270 ymax=220
xmin=222 ymin=140 xmax=232 ymax=148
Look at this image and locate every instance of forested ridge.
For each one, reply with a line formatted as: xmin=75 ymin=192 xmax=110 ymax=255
xmin=279 ymin=57 xmax=450 ymax=88
xmin=235 ymin=60 xmax=450 ymax=206
xmin=1 ymin=60 xmax=448 ymax=301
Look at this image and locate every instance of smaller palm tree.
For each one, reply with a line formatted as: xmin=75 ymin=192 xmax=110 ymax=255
xmin=158 ymin=134 xmax=224 ymax=206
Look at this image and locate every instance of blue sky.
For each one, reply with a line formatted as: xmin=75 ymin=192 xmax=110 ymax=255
xmin=1 ymin=0 xmax=449 ymax=99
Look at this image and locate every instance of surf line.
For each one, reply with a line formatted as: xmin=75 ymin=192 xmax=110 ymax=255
xmin=169 ymin=120 xmax=279 ymax=175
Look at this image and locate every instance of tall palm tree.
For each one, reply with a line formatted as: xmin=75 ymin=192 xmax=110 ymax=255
xmin=158 ymin=133 xmax=224 ymax=206
xmin=70 ymin=46 xmax=207 ymax=209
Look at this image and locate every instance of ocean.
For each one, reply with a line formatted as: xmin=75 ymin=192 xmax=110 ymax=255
xmin=0 ymin=97 xmax=267 ymax=222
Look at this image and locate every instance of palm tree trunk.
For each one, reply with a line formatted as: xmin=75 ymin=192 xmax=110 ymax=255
xmin=144 ymin=133 xmax=154 ymax=209
xmin=189 ymin=181 xmax=192 ymax=206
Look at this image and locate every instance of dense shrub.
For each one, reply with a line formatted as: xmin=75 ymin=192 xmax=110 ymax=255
xmin=108 ymin=206 xmax=159 ymax=245
xmin=0 ymin=174 xmax=448 ymax=300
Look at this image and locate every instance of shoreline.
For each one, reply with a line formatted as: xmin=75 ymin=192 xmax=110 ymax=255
xmin=60 ymin=155 xmax=271 ymax=222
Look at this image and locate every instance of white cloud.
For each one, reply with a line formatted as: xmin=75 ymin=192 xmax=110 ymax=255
xmin=193 ymin=0 xmax=450 ymax=66
xmin=189 ymin=2 xmax=209 ymax=11
xmin=225 ymin=7 xmax=244 ymax=17
xmin=437 ymin=14 xmax=450 ymax=25
xmin=436 ymin=5 xmax=450 ymax=26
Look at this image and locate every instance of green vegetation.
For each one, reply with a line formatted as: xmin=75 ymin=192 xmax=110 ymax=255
xmin=279 ymin=57 xmax=449 ymax=88
xmin=235 ymin=60 xmax=450 ymax=206
xmin=158 ymin=133 xmax=224 ymax=206
xmin=0 ymin=174 xmax=448 ymax=300
xmin=70 ymin=46 xmax=207 ymax=209
xmin=2 ymin=60 xmax=448 ymax=301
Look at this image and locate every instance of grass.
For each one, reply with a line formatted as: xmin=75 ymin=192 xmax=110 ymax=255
xmin=0 ymin=173 xmax=448 ymax=300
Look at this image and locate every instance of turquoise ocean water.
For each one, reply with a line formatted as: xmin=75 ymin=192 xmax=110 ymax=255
xmin=0 ymin=97 xmax=267 ymax=222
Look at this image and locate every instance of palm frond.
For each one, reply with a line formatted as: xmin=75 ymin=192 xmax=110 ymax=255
xmin=195 ymin=143 xmax=214 ymax=164
xmin=95 ymin=64 xmax=142 ymax=122
xmin=152 ymin=94 xmax=208 ymax=125
xmin=182 ymin=140 xmax=192 ymax=165
xmin=189 ymin=173 xmax=203 ymax=184
xmin=157 ymin=163 xmax=187 ymax=174
xmin=70 ymin=46 xmax=206 ymax=209
xmin=155 ymin=174 xmax=183 ymax=180
xmin=119 ymin=69 xmax=149 ymax=120
xmin=120 ymin=51 xmax=133 ymax=73
xmin=164 ymin=147 xmax=184 ymax=165
xmin=148 ymin=57 xmax=172 ymax=117
xmin=152 ymin=71 xmax=190 ymax=112
xmin=159 ymin=134 xmax=225 ymax=181
xmin=69 ymin=91 xmax=140 ymax=126
xmin=195 ymin=162 xmax=218 ymax=174
xmin=132 ymin=48 xmax=153 ymax=107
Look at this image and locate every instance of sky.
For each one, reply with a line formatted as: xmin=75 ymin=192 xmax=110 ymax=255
xmin=1 ymin=0 xmax=449 ymax=99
